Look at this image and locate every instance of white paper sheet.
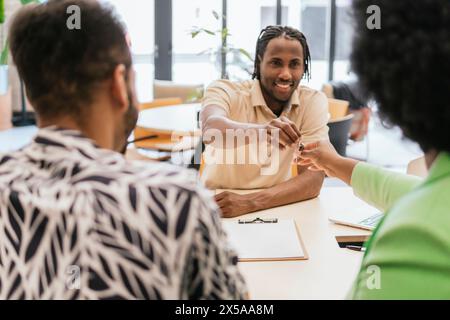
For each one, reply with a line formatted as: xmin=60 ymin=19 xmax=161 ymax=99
xmin=222 ymin=219 xmax=306 ymax=261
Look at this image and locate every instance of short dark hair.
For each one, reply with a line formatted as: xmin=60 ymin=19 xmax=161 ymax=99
xmin=351 ymin=0 xmax=450 ymax=153
xmin=9 ymin=0 xmax=131 ymax=120
xmin=252 ymin=25 xmax=311 ymax=81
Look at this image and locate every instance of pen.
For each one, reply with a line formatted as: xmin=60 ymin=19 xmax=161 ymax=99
xmin=121 ymin=134 xmax=158 ymax=154
xmin=238 ymin=217 xmax=278 ymax=224
xmin=346 ymin=245 xmax=366 ymax=252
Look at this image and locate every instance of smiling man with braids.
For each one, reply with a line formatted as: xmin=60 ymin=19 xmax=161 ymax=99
xmin=200 ymin=26 xmax=329 ymax=217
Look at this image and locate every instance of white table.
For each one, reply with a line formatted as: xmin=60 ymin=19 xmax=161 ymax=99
xmin=222 ymin=187 xmax=373 ymax=299
xmin=1 ymin=126 xmax=373 ymax=299
xmin=0 ymin=103 xmax=201 ymax=153
xmin=0 ymin=126 xmax=37 ymax=153
xmin=137 ymin=103 xmax=201 ymax=136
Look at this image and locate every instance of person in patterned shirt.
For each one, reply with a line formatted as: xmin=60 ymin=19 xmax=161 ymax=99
xmin=0 ymin=0 xmax=247 ymax=299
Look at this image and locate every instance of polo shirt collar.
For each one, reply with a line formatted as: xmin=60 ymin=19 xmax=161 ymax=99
xmin=250 ymin=80 xmax=301 ymax=113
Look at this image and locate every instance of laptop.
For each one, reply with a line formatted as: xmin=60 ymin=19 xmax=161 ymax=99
xmin=328 ymin=210 xmax=383 ymax=231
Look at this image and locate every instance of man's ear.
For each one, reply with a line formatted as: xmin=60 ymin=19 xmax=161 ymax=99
xmin=111 ymin=64 xmax=128 ymax=112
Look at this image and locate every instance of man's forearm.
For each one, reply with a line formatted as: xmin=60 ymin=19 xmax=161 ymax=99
xmin=202 ymin=116 xmax=263 ymax=136
xmin=202 ymin=116 xmax=265 ymax=148
xmin=245 ymin=170 xmax=325 ymax=212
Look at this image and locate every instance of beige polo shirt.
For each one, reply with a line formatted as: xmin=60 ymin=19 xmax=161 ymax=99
xmin=201 ymin=79 xmax=329 ymax=189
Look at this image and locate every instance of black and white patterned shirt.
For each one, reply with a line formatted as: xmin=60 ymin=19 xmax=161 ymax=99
xmin=0 ymin=127 xmax=247 ymax=299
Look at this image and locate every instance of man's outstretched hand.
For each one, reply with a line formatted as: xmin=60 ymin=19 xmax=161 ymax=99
xmin=265 ymin=116 xmax=301 ymax=150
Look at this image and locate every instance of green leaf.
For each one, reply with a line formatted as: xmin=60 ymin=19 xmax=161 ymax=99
xmin=0 ymin=0 xmax=5 ymax=24
xmin=0 ymin=40 xmax=8 ymax=65
xmin=20 ymin=0 xmax=39 ymax=4
xmin=197 ymin=48 xmax=212 ymax=56
xmin=221 ymin=28 xmax=230 ymax=41
xmin=0 ymin=0 xmax=42 ymax=64
xmin=190 ymin=31 xmax=200 ymax=38
xmin=239 ymin=48 xmax=254 ymax=61
xmin=202 ymin=28 xmax=216 ymax=36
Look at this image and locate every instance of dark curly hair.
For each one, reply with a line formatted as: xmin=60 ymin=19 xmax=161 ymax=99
xmin=351 ymin=0 xmax=450 ymax=153
xmin=9 ymin=0 xmax=131 ymax=120
xmin=252 ymin=25 xmax=311 ymax=81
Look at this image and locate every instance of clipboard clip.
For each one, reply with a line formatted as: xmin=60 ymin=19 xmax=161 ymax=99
xmin=238 ymin=217 xmax=278 ymax=224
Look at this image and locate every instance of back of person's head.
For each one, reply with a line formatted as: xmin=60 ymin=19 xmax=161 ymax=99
xmin=9 ymin=0 xmax=131 ymax=121
xmin=252 ymin=25 xmax=311 ymax=81
xmin=351 ymin=0 xmax=450 ymax=153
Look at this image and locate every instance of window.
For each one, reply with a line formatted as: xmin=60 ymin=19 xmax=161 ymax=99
xmin=104 ymin=0 xmax=351 ymax=96
xmin=226 ymin=0 xmax=277 ymax=80
xmin=333 ymin=0 xmax=354 ymax=81
xmin=103 ymin=0 xmax=155 ymax=102
xmin=172 ymin=0 xmax=222 ymax=85
xmin=282 ymin=0 xmax=330 ymax=90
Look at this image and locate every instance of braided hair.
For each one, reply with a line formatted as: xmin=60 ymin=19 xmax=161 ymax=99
xmin=252 ymin=25 xmax=311 ymax=81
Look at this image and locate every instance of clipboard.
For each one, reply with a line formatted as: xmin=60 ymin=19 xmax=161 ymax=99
xmin=223 ymin=217 xmax=308 ymax=262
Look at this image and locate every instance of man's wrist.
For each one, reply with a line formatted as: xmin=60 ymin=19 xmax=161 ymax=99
xmin=245 ymin=190 xmax=270 ymax=212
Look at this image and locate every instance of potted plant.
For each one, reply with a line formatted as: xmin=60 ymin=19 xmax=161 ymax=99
xmin=0 ymin=0 xmax=40 ymax=130
xmin=0 ymin=0 xmax=12 ymax=130
xmin=190 ymin=10 xmax=253 ymax=80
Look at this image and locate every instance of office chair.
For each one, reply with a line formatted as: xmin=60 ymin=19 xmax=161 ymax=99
xmin=153 ymin=80 xmax=204 ymax=103
xmin=133 ymin=97 xmax=186 ymax=152
xmin=328 ymin=114 xmax=354 ymax=157
xmin=322 ymin=82 xmax=372 ymax=160
xmin=328 ymin=98 xmax=349 ymax=121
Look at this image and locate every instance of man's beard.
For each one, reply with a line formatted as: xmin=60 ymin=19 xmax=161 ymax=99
xmin=260 ymin=81 xmax=294 ymax=105
xmin=119 ymin=87 xmax=139 ymax=154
